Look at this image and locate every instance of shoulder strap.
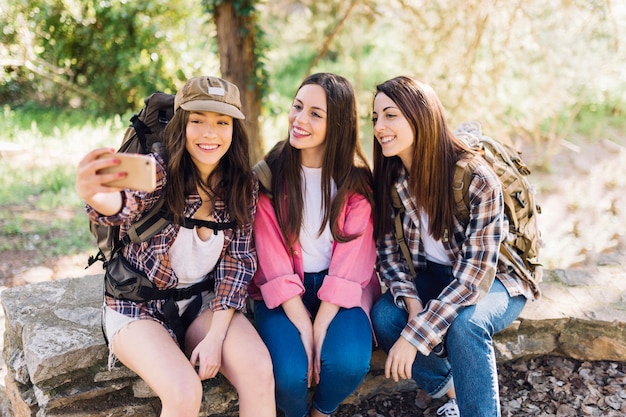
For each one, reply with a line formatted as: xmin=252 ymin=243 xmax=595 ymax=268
xmin=129 ymin=114 xmax=151 ymax=154
xmin=119 ymin=196 xmax=170 ymax=248
xmin=252 ymin=159 xmax=273 ymax=199
xmin=175 ymin=215 xmax=237 ymax=233
xmin=452 ymin=157 xmax=474 ymax=226
xmin=120 ymin=194 xmax=240 ymax=251
xmin=390 ymin=186 xmax=402 ymax=209
xmin=390 ymin=186 xmax=416 ymax=278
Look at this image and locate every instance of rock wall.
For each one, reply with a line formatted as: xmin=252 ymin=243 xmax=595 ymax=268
xmin=1 ymin=262 xmax=625 ymax=416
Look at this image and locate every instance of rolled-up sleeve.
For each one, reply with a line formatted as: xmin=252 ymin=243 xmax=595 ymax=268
xmin=318 ymin=193 xmax=377 ymax=308
xmin=253 ymin=194 xmax=305 ymax=308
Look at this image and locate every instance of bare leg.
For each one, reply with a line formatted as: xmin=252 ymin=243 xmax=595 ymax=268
xmin=112 ymin=319 xmax=202 ymax=417
xmin=186 ymin=309 xmax=276 ymax=417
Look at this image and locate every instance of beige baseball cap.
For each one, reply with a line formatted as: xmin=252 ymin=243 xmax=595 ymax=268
xmin=174 ymin=76 xmax=245 ymax=119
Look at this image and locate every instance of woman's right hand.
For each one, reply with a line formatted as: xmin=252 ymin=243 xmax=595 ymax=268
xmin=299 ymin=323 xmax=315 ymax=388
xmin=281 ymin=296 xmax=315 ymax=387
xmin=75 ymin=147 xmax=124 ymax=215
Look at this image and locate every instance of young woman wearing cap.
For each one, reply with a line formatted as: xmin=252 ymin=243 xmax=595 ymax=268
xmin=76 ymin=76 xmax=275 ymax=417
xmin=369 ymin=76 xmax=537 ymax=417
xmin=248 ymin=72 xmax=381 ymax=417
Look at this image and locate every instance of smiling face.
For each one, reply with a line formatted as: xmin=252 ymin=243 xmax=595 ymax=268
xmin=185 ymin=110 xmax=233 ymax=177
xmin=288 ymin=84 xmax=328 ymax=168
xmin=372 ymin=92 xmax=415 ymax=170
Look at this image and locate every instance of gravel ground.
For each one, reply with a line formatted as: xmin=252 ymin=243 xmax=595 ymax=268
xmin=333 ymin=355 xmax=626 ymax=417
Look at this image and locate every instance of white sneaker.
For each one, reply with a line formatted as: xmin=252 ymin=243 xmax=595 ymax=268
xmin=436 ymin=398 xmax=460 ymax=417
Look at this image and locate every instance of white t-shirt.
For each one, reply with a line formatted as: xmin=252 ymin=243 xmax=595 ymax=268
xmin=300 ymin=166 xmax=336 ymax=273
xmin=169 ymin=226 xmax=224 ymax=312
xmin=419 ymin=209 xmax=451 ymax=266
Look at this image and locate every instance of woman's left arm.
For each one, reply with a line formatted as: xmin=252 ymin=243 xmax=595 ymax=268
xmin=317 ymin=192 xmax=378 ymax=309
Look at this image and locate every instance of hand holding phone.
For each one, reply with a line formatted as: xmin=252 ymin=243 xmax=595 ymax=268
xmin=96 ymin=153 xmax=157 ymax=192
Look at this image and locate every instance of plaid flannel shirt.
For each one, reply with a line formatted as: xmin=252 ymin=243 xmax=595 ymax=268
xmin=87 ymin=153 xmax=258 ymax=339
xmin=377 ymin=163 xmax=536 ymax=356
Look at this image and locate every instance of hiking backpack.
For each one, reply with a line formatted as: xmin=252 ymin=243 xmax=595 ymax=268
xmin=86 ymin=92 xmax=175 ymax=268
xmin=391 ymin=121 xmax=542 ymax=286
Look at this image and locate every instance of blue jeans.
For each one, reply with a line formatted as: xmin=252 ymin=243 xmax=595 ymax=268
xmin=372 ymin=270 xmax=527 ymax=417
xmin=254 ymin=271 xmax=372 ymax=417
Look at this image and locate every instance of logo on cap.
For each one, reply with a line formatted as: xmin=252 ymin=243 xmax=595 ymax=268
xmin=208 ymin=87 xmax=226 ymax=97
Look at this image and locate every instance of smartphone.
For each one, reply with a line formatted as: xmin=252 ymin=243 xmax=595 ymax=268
xmin=97 ymin=153 xmax=157 ymax=192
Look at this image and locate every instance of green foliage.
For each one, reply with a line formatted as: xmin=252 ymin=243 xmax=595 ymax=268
xmin=0 ymin=0 xmax=215 ymax=113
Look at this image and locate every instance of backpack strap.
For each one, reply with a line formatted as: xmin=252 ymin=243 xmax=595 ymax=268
xmin=130 ymin=114 xmax=151 ymax=154
xmin=453 ymin=154 xmax=519 ymax=231
xmin=119 ymin=195 xmax=238 ymax=252
xmin=180 ymin=218 xmax=237 ymax=232
xmin=120 ymin=196 xmax=170 ymax=248
xmin=253 ymin=159 xmax=273 ymax=199
xmin=390 ymin=186 xmax=417 ymax=278
xmin=452 ymin=157 xmax=474 ymax=227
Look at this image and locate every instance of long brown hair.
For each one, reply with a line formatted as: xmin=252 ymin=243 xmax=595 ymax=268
xmin=265 ymin=72 xmax=373 ymax=246
xmin=162 ymin=109 xmax=254 ymax=227
xmin=372 ymin=76 xmax=475 ymax=241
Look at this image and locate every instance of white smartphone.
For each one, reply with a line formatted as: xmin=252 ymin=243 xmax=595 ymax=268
xmin=97 ymin=153 xmax=157 ymax=192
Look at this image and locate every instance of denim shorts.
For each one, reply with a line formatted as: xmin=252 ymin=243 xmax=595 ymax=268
xmin=103 ymin=291 xmax=214 ymax=367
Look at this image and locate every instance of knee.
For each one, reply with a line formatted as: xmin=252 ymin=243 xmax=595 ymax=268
xmin=160 ymin=377 xmax=202 ymax=415
xmin=371 ymin=299 xmax=391 ymax=334
xmin=371 ymin=294 xmax=390 ymax=322
xmin=322 ymin=347 xmax=371 ymax=382
xmin=447 ymin=311 xmax=491 ymax=344
xmin=252 ymin=354 xmax=276 ymax=390
xmin=372 ymin=300 xmax=404 ymax=351
xmin=273 ymin=362 xmax=307 ymax=395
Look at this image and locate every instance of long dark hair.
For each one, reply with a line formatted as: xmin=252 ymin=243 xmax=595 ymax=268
xmin=372 ymin=76 xmax=475 ymax=241
xmin=265 ymin=72 xmax=373 ymax=246
xmin=162 ymin=109 xmax=254 ymax=227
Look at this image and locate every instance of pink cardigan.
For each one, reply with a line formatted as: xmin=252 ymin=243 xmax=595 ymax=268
xmin=249 ymin=191 xmax=381 ymax=318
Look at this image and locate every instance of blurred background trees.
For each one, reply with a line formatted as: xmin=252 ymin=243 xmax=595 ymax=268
xmin=1 ymin=0 xmax=625 ymax=275
xmin=1 ymin=0 xmax=625 ymax=165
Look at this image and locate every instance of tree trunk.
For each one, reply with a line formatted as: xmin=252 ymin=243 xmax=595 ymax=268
xmin=214 ymin=1 xmax=264 ymax=164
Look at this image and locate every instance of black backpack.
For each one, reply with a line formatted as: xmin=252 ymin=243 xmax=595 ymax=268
xmin=86 ymin=92 xmax=175 ymax=269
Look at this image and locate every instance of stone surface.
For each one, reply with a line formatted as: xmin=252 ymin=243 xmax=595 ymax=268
xmin=0 ymin=251 xmax=625 ymax=416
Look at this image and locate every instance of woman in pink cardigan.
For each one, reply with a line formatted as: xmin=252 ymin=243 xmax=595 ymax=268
xmin=249 ymin=73 xmax=381 ymax=417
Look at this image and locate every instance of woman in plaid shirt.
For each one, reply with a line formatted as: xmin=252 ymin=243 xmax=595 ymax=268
xmin=370 ymin=76 xmax=538 ymax=417
xmin=76 ymin=76 xmax=275 ymax=417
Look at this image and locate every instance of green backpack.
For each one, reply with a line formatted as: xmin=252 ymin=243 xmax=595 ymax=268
xmin=391 ymin=121 xmax=542 ymax=286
